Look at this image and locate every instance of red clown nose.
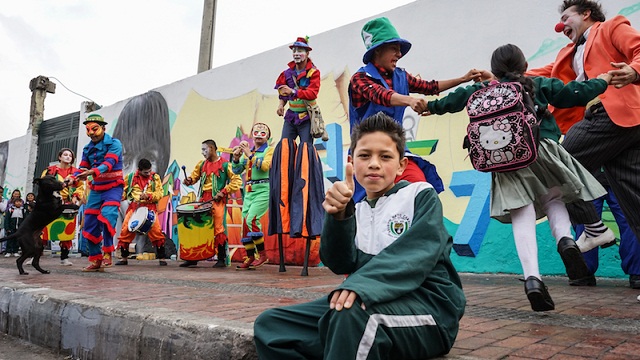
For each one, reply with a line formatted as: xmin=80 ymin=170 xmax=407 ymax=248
xmin=554 ymin=22 xmax=565 ymax=33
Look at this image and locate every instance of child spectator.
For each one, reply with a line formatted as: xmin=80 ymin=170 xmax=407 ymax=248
xmin=254 ymin=113 xmax=465 ymax=359
xmin=5 ymin=198 xmax=27 ymax=257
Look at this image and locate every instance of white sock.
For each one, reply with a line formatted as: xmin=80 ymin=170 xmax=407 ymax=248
xmin=539 ymin=187 xmax=573 ymax=243
xmin=510 ymin=203 xmax=540 ymax=280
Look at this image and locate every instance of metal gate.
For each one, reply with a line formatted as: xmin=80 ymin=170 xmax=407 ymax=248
xmin=36 ymin=112 xmax=80 ymax=178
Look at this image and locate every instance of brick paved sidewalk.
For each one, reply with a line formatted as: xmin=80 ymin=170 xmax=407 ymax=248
xmin=0 ymin=255 xmax=639 ymax=359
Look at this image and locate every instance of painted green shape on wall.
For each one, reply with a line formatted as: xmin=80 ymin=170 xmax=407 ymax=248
xmin=528 ymin=38 xmax=570 ymax=62
xmin=619 ymin=2 xmax=640 ymax=16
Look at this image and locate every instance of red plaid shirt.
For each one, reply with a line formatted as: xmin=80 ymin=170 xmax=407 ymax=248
xmin=349 ymin=65 xmax=440 ymax=108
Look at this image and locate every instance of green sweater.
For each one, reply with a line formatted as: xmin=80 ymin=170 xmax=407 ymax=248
xmin=320 ymin=181 xmax=465 ymax=345
xmin=427 ymin=76 xmax=608 ymax=142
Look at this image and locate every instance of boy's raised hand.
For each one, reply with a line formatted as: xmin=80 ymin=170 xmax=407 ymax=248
xmin=322 ymin=162 xmax=354 ymax=218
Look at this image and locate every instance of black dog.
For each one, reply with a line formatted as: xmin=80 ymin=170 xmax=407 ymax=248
xmin=0 ymin=176 xmax=77 ymax=275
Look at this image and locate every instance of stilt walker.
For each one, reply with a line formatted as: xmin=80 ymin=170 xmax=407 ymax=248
xmin=271 ymin=36 xmax=325 ymax=276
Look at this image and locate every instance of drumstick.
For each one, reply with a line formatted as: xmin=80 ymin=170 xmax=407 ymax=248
xmin=181 ymin=165 xmax=188 ymax=179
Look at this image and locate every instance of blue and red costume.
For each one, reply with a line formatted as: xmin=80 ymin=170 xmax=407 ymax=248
xmin=75 ymin=133 xmax=124 ymax=263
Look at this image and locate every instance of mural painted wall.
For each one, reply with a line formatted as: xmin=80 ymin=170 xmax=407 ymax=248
xmin=62 ymin=0 xmax=640 ymax=277
xmin=0 ymin=136 xmax=30 ymax=199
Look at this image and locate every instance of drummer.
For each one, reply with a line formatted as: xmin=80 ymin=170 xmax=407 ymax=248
xmin=182 ymin=139 xmax=242 ymax=268
xmin=42 ymin=148 xmax=85 ymax=266
xmin=115 ymin=158 xmax=167 ymax=266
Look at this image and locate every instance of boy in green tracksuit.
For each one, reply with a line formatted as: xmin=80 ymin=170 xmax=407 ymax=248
xmin=254 ymin=113 xmax=465 ymax=359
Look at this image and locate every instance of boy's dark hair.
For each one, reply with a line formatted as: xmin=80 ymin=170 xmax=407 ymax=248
xmin=560 ymin=0 xmax=606 ymax=22
xmin=13 ymin=198 xmax=23 ymax=205
xmin=202 ymin=139 xmax=217 ymax=150
xmin=138 ymin=158 xmax=152 ymax=171
xmin=350 ymin=112 xmax=405 ymax=158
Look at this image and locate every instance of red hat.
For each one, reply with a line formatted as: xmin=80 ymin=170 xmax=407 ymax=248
xmin=289 ymin=36 xmax=312 ymax=51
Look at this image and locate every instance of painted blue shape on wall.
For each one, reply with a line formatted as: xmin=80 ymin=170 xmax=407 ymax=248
xmin=449 ymin=170 xmax=491 ymax=257
xmin=317 ymin=122 xmax=343 ymax=182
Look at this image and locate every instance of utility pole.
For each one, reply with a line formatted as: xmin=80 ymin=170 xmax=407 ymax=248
xmin=26 ymin=76 xmax=56 ymax=193
xmin=197 ymin=0 xmax=217 ymax=73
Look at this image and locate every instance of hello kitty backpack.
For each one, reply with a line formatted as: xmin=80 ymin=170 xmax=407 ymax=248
xmin=464 ymin=81 xmax=540 ymax=173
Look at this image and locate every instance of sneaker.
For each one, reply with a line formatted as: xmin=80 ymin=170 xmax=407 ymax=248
xmin=4 ymin=253 xmax=10 ymax=258
xmin=236 ymin=257 xmax=255 ymax=270
xmin=13 ymin=253 xmax=20 ymax=257
xmin=115 ymin=259 xmax=128 ymax=266
xmin=575 ymin=228 xmax=616 ymax=253
xmin=60 ymin=259 xmax=73 ymax=266
xmin=158 ymin=260 xmax=167 ymax=266
xmin=25 ymin=258 xmax=33 ymax=265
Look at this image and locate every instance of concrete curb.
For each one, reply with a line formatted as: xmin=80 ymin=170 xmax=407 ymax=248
xmin=0 ymin=282 xmax=258 ymax=360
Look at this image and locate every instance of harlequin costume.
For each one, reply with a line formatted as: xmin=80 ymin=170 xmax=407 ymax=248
xmin=231 ymin=123 xmax=274 ymax=270
xmin=348 ymin=17 xmax=444 ymax=202
xmin=184 ymin=154 xmax=242 ymax=267
xmin=74 ymin=114 xmax=124 ymax=270
xmin=41 ymin=151 xmax=85 ymax=265
xmin=270 ymin=37 xmax=325 ymax=240
xmin=116 ymin=169 xmax=167 ymax=266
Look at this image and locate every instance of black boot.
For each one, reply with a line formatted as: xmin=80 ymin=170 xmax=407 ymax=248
xmin=213 ymin=244 xmax=227 ymax=268
xmin=523 ymin=276 xmax=555 ymax=312
xmin=557 ymin=237 xmax=595 ymax=286
xmin=156 ymin=245 xmax=167 ymax=266
xmin=116 ymin=248 xmax=129 ymax=265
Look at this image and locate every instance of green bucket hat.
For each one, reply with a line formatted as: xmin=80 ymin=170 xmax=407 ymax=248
xmin=361 ymin=17 xmax=412 ymax=64
xmin=83 ymin=113 xmax=108 ymax=125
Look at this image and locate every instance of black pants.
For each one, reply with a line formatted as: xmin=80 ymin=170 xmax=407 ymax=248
xmin=562 ymin=105 xmax=640 ymax=242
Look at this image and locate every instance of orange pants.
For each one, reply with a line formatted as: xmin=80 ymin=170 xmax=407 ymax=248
xmin=118 ymin=209 xmax=165 ymax=247
xmin=212 ymin=200 xmax=226 ymax=238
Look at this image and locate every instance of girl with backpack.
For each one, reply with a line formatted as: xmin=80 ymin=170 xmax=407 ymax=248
xmin=426 ymin=44 xmax=612 ymax=312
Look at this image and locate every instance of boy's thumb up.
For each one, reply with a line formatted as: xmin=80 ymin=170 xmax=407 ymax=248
xmin=345 ymin=162 xmax=354 ymax=192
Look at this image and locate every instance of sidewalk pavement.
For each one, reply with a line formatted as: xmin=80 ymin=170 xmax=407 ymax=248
xmin=0 ymin=254 xmax=639 ymax=360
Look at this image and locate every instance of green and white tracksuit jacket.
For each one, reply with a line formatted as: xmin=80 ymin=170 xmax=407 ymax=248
xmin=254 ymin=181 xmax=466 ymax=360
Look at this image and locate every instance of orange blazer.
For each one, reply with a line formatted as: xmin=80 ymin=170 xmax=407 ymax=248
xmin=528 ymin=15 xmax=640 ymax=133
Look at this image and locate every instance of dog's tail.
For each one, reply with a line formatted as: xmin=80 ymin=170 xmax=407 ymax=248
xmin=0 ymin=232 xmax=17 ymax=243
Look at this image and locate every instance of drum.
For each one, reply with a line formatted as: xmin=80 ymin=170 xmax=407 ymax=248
xmin=176 ymin=201 xmax=214 ymax=261
xmin=43 ymin=209 xmax=78 ymax=242
xmin=128 ymin=207 xmax=156 ymax=235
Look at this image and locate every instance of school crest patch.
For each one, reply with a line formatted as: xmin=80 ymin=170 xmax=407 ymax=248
xmin=387 ymin=213 xmax=411 ymax=238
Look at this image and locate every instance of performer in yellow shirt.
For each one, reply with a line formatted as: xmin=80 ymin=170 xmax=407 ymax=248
xmin=182 ymin=139 xmax=242 ymax=268
xmin=115 ymin=158 xmax=167 ymax=266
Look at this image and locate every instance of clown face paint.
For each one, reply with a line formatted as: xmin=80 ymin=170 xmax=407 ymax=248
xmin=201 ymin=143 xmax=213 ymax=159
xmin=292 ymin=47 xmax=308 ymax=64
xmin=59 ymin=150 xmax=74 ymax=165
xmin=252 ymin=123 xmax=270 ymax=147
xmin=85 ymin=122 xmax=105 ymax=143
